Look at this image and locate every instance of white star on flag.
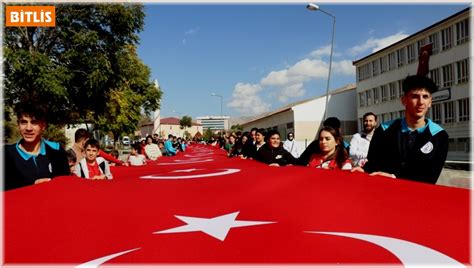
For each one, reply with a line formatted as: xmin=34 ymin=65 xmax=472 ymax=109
xmin=154 ymin=211 xmax=276 ymax=241
xmin=170 ymin=169 xmax=199 ymax=173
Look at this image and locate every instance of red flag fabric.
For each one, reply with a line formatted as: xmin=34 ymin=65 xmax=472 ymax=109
xmin=417 ymin=43 xmax=433 ymax=76
xmin=3 ymin=145 xmax=471 ymax=266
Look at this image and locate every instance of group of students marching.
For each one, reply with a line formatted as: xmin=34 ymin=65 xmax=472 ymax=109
xmin=4 ymin=75 xmax=449 ymax=191
xmin=212 ymin=75 xmax=449 ymax=185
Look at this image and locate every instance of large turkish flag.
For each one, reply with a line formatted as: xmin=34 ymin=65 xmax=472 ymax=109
xmin=3 ymin=145 xmax=471 ymax=267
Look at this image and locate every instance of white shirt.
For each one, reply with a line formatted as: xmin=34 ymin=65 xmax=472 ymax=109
xmin=283 ymin=139 xmax=300 ymax=158
xmin=349 ymin=132 xmax=373 ymax=167
xmin=129 ymin=154 xmax=146 ymax=166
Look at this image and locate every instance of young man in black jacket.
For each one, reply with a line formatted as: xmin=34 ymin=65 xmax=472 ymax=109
xmin=4 ymin=103 xmax=69 ymax=191
xmin=255 ymin=130 xmax=296 ymax=167
xmin=354 ymin=75 xmax=448 ymax=184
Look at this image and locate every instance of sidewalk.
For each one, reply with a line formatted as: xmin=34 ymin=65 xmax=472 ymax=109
xmin=437 ymin=168 xmax=472 ymax=189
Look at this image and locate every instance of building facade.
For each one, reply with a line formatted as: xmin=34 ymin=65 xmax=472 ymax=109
xmin=140 ymin=117 xmax=202 ymax=139
xmin=353 ymin=7 xmax=470 ymax=161
xmin=196 ymin=116 xmax=230 ymax=131
xmin=241 ymin=84 xmax=357 ymax=149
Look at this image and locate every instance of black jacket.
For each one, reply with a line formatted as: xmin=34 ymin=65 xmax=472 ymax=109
xmin=4 ymin=140 xmax=69 ymax=191
xmin=254 ymin=144 xmax=297 ymax=166
xmin=364 ymin=118 xmax=448 ymax=184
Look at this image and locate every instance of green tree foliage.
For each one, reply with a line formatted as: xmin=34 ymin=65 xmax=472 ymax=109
xmin=203 ymin=128 xmax=214 ymax=141
xmin=179 ymin=116 xmax=192 ymax=130
xmin=183 ymin=130 xmax=191 ymax=140
xmin=4 ymin=4 xmax=161 ymax=141
xmin=230 ymin=124 xmax=243 ymax=131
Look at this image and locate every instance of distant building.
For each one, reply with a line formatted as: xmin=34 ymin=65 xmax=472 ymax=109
xmin=139 ymin=117 xmax=202 ymax=139
xmin=196 ymin=116 xmax=230 ymax=132
xmin=353 ymin=7 xmax=470 ymax=161
xmin=241 ymin=84 xmax=357 ymax=148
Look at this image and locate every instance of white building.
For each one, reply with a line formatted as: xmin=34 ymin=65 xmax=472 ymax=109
xmin=241 ymin=84 xmax=357 ymax=148
xmin=140 ymin=117 xmax=202 ymax=139
xmin=196 ymin=116 xmax=230 ymax=131
xmin=353 ymin=7 xmax=470 ymax=161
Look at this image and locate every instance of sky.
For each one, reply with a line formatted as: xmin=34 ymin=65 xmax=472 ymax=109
xmin=136 ymin=3 xmax=470 ymax=121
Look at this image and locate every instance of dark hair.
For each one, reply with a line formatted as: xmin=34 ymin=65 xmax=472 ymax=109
xmin=402 ymin=75 xmax=438 ymax=95
xmin=363 ymin=112 xmax=377 ymax=121
xmin=317 ymin=126 xmax=348 ymax=169
xmin=15 ymin=101 xmax=48 ymax=123
xmin=250 ymin=127 xmax=258 ymax=133
xmin=66 ymin=149 xmax=76 ymax=163
xmin=256 ymin=128 xmax=266 ymax=136
xmin=266 ymin=130 xmax=281 ymax=145
xmin=287 ymin=132 xmax=294 ymax=139
xmin=323 ymin=117 xmax=341 ymax=130
xmin=74 ymin=128 xmax=90 ymax=143
xmin=132 ymin=142 xmax=141 ymax=153
xmin=168 ymin=134 xmax=173 ymax=138
xmin=84 ymin=138 xmax=100 ymax=150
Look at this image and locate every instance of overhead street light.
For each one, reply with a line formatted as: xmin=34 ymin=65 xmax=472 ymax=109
xmin=307 ymin=3 xmax=335 ymax=120
xmin=210 ymin=93 xmax=223 ymax=117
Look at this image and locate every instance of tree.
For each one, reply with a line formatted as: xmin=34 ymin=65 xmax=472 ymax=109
xmin=203 ymin=128 xmax=214 ymax=141
xmin=179 ymin=116 xmax=192 ymax=130
xmin=4 ymin=4 xmax=161 ymax=141
xmin=230 ymin=124 xmax=243 ymax=132
xmin=183 ymin=130 xmax=191 ymax=140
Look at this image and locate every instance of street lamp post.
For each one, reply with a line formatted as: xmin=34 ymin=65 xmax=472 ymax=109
xmin=211 ymin=93 xmax=223 ymax=117
xmin=307 ymin=3 xmax=335 ymax=120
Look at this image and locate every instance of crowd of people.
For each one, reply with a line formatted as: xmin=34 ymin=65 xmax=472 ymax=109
xmin=208 ymin=75 xmax=448 ymax=185
xmin=4 ymin=74 xmax=449 ymax=191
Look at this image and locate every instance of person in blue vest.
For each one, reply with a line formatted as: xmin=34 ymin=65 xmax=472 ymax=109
xmin=164 ymin=134 xmax=177 ymax=156
xmin=353 ymin=75 xmax=448 ymax=184
xmin=4 ymin=102 xmax=69 ymax=191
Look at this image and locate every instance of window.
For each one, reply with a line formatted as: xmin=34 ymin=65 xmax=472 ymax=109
xmin=442 ymin=64 xmax=453 ymax=88
xmin=456 ymin=59 xmax=469 ymax=84
xmin=444 ymin=101 xmax=455 ymax=123
xmin=407 ymin=43 xmax=416 ymax=63
xmin=359 ymin=92 xmax=366 ymax=107
xmin=286 ymin=122 xmax=294 ymax=129
xmin=371 ymin=60 xmax=379 ymax=77
xmin=428 ymin=32 xmax=439 ymax=54
xmin=399 ymin=110 xmax=405 ymax=119
xmin=448 ymin=138 xmax=456 ymax=152
xmin=380 ymin=56 xmax=388 ymax=73
xmin=381 ymin=85 xmax=388 ymax=102
xmin=373 ymin=87 xmax=380 ymax=104
xmin=457 ymin=138 xmax=470 ymax=153
xmin=366 ymin=90 xmax=373 ymax=106
xmin=456 ymin=18 xmax=469 ymax=45
xmin=398 ymin=80 xmax=404 ymax=97
xmin=441 ymin=27 xmax=452 ymax=50
xmin=458 ymin=98 xmax=470 ymax=122
xmin=388 ymin=52 xmax=396 ymax=71
xmin=397 ymin=48 xmax=406 ymax=67
xmin=391 ymin=111 xmax=398 ymax=120
xmin=389 ymin=82 xmax=397 ymax=100
xmin=358 ymin=63 xmax=371 ymax=81
xmin=429 ymin=68 xmax=440 ymax=88
xmin=431 ymin=103 xmax=442 ymax=124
